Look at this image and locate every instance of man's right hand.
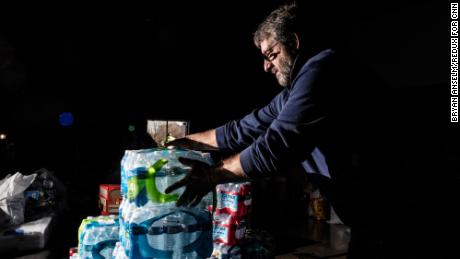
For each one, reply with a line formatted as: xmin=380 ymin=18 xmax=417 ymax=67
xmin=165 ymin=157 xmax=217 ymax=207
xmin=165 ymin=155 xmax=249 ymax=207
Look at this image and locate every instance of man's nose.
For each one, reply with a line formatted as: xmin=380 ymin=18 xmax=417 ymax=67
xmin=264 ymin=60 xmax=273 ymax=72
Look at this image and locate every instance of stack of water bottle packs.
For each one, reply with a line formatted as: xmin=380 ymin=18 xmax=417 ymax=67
xmin=117 ymin=148 xmax=215 ymax=259
xmin=210 ymin=182 xmax=252 ymax=259
xmin=75 ymin=147 xmax=254 ymax=258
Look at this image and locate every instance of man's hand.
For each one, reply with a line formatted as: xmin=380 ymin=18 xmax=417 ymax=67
xmin=165 ymin=157 xmax=217 ymax=207
xmin=165 ymin=155 xmax=249 ymax=207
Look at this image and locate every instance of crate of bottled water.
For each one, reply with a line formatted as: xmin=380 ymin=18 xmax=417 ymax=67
xmin=120 ymin=147 xmax=213 ymax=206
xmin=118 ymin=147 xmax=214 ymax=258
xmin=212 ymin=212 xmax=247 ymax=245
xmin=214 ymin=182 xmax=251 ymax=219
xmin=119 ymin=204 xmax=213 ymax=258
xmin=78 ymin=215 xmax=119 ymax=259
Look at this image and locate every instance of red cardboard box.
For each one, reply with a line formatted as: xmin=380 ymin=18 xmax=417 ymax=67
xmin=99 ymin=184 xmax=121 ymax=215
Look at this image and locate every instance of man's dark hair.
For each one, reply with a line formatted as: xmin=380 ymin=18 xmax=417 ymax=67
xmin=253 ymin=3 xmax=300 ymax=51
xmin=254 ymin=2 xmax=342 ymax=52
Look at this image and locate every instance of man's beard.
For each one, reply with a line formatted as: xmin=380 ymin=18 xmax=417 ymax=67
xmin=276 ymin=53 xmax=294 ymax=87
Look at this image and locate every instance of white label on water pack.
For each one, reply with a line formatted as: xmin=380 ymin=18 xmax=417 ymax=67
xmin=218 ymin=193 xmax=239 ymax=212
xmin=213 ymin=224 xmax=229 ymax=243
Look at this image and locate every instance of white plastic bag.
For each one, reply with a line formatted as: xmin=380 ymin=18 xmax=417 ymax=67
xmin=0 ymin=172 xmax=37 ymax=228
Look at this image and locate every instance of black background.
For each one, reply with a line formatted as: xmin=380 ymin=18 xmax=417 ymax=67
xmin=0 ymin=0 xmax=458 ymax=257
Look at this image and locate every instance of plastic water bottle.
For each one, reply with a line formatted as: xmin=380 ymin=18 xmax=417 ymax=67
xmin=147 ymin=210 xmax=175 ymax=251
xmin=181 ymin=209 xmax=198 ymax=258
xmin=168 ymin=213 xmax=185 ymax=257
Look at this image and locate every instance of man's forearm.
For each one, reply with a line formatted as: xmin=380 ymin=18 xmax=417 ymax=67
xmin=167 ymin=128 xmax=218 ymax=150
xmin=185 ymin=129 xmax=219 ymax=149
xmin=186 ymin=131 xmax=249 ymax=184
xmin=212 ymin=153 xmax=249 ymax=184
xmin=170 ymin=129 xmax=249 ymax=182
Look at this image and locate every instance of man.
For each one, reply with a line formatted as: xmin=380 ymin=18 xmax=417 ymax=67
xmin=165 ymin=3 xmax=390 ymax=258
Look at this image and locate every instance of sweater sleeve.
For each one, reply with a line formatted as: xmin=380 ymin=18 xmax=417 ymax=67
xmin=215 ymin=89 xmax=289 ymax=152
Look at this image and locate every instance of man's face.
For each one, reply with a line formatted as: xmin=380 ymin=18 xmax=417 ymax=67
xmin=260 ymin=38 xmax=296 ymax=87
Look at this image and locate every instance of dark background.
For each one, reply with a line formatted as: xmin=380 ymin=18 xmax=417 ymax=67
xmin=0 ymin=0 xmax=458 ymax=257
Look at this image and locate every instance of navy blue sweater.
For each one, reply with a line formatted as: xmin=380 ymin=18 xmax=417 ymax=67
xmin=216 ymin=49 xmax=338 ymax=178
xmin=215 ymin=49 xmax=376 ymax=226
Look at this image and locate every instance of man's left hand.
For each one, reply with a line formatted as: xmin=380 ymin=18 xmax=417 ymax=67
xmin=165 ymin=157 xmax=217 ymax=207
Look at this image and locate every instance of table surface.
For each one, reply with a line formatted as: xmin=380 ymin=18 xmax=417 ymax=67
xmin=276 ymin=219 xmax=350 ymax=259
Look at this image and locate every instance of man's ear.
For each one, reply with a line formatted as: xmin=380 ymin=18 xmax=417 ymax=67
xmin=293 ymin=33 xmax=300 ymax=50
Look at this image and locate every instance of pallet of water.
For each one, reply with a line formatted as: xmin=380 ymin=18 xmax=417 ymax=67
xmin=118 ymin=148 xmax=214 ymax=259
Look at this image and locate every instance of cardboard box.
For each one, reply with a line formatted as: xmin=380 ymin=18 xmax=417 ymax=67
xmin=99 ymin=184 xmax=121 ymax=215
